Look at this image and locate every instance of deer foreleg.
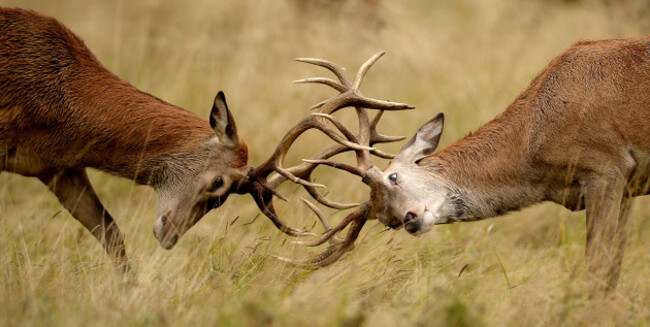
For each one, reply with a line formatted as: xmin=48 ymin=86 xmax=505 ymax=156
xmin=604 ymin=196 xmax=633 ymax=292
xmin=39 ymin=169 xmax=130 ymax=272
xmin=582 ymin=175 xmax=627 ymax=295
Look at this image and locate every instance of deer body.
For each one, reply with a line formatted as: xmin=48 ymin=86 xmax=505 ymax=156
xmin=0 ymin=8 xmax=254 ymax=269
xmin=367 ymin=36 xmax=650 ymax=293
xmin=386 ymin=36 xmax=650 ymax=225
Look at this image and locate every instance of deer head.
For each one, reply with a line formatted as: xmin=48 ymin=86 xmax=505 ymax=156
xmin=153 ymin=91 xmax=251 ymax=249
xmin=364 ymin=113 xmax=458 ymax=235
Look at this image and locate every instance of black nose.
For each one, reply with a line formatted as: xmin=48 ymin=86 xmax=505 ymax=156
xmin=405 ymin=212 xmax=417 ymax=222
xmin=405 ymin=221 xmax=420 ymax=234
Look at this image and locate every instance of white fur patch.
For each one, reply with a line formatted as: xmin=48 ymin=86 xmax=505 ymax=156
xmin=423 ymin=211 xmax=436 ymax=225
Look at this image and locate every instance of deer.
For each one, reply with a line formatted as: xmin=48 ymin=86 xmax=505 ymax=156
xmin=0 ymin=7 xmax=413 ymax=272
xmin=276 ymin=35 xmax=650 ymax=294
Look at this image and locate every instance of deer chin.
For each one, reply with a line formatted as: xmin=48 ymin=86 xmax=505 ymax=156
xmin=154 ymin=213 xmax=178 ymax=250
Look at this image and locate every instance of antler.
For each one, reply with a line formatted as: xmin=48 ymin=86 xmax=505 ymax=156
xmin=244 ymin=51 xmax=412 ymax=241
xmin=251 ymin=51 xmax=411 ymax=183
xmin=251 ymin=51 xmax=413 ymax=267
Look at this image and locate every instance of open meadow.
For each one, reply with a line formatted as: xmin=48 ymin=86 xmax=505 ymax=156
xmin=1 ymin=0 xmax=649 ymax=326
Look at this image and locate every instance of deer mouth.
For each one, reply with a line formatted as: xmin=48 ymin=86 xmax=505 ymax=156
xmin=153 ymin=194 xmax=233 ymax=250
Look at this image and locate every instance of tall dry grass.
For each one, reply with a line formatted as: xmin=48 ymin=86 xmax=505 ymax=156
xmin=1 ymin=0 xmax=649 ymax=326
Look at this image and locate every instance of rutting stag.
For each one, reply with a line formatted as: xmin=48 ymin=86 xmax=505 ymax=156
xmin=284 ymin=36 xmax=650 ymax=294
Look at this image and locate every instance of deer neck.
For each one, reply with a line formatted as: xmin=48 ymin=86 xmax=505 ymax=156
xmin=425 ymin=108 xmax=544 ymax=220
xmin=68 ymin=69 xmax=214 ymax=186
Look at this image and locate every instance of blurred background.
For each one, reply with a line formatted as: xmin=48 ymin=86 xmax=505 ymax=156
xmin=1 ymin=1 xmax=649 ymax=326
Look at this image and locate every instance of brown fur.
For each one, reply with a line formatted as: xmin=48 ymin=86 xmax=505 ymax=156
xmin=420 ymin=36 xmax=650 ymax=212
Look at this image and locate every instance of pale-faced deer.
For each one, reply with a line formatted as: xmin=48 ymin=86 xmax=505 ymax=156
xmin=0 ymin=8 xmax=412 ymax=271
xmin=285 ymin=36 xmax=650 ymax=293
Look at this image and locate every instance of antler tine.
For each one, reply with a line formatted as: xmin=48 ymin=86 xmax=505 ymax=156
xmin=310 ymin=96 xmax=413 ymax=113
xmin=353 ymin=50 xmax=385 ymax=90
xmin=313 ymin=109 xmax=372 ymax=169
xmin=303 ymin=185 xmax=360 ymax=210
xmin=305 ymin=110 xmax=407 ymax=171
xmin=294 ymin=57 xmax=352 ymax=88
xmin=312 ymin=113 xmax=376 ymax=151
xmin=315 ymin=124 xmax=374 ymax=152
xmin=296 ymin=52 xmax=414 ymax=114
xmin=302 ymin=159 xmax=366 ymax=177
xmin=350 ymin=50 xmax=409 ymax=163
xmin=347 ymin=97 xmax=415 ymax=112
xmin=257 ymin=107 xmax=385 ymax=190
xmin=292 ymin=146 xmax=363 ymax=210
xmin=369 ymin=149 xmax=398 ymax=160
xmin=369 ymin=111 xmax=407 ymax=144
xmin=266 ymin=143 xmax=348 ymax=187
xmin=310 ymin=99 xmax=328 ymax=110
xmin=293 ymin=77 xmax=347 ymax=93
xmin=274 ymin=164 xmax=326 ymax=189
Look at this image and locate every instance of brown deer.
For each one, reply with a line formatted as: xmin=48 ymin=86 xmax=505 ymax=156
xmin=281 ymin=36 xmax=650 ymax=293
xmin=0 ymin=7 xmax=412 ymax=271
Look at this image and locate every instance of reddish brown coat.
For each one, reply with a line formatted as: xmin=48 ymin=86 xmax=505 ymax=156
xmin=0 ymin=7 xmax=251 ymax=269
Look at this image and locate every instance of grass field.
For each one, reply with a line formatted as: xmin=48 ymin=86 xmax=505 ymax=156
xmin=1 ymin=0 xmax=649 ymax=326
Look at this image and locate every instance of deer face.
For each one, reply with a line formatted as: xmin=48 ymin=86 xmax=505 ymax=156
xmin=154 ymin=92 xmax=250 ymax=249
xmin=367 ymin=114 xmax=455 ymax=235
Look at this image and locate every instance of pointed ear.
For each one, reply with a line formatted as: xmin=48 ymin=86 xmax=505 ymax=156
xmin=395 ymin=113 xmax=444 ymax=163
xmin=210 ymin=91 xmax=239 ymax=148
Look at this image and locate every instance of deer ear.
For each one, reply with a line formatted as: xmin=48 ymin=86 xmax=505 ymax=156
xmin=210 ymin=91 xmax=239 ymax=148
xmin=395 ymin=113 xmax=444 ymax=163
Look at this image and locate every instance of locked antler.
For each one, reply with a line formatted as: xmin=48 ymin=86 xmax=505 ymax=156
xmin=247 ymin=51 xmax=413 ymax=267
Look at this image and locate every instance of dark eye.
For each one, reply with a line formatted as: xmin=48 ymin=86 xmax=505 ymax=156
xmin=210 ymin=177 xmax=224 ymax=192
xmin=388 ymin=173 xmax=398 ymax=184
